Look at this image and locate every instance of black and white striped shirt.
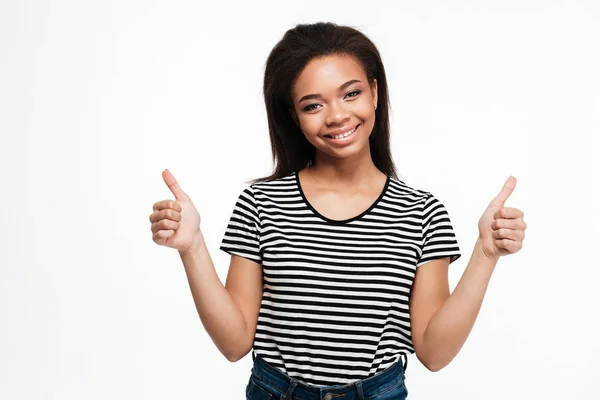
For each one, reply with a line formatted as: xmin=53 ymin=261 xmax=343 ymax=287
xmin=220 ymin=171 xmax=461 ymax=387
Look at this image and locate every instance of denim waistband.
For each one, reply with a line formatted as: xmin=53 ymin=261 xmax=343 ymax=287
xmin=250 ymin=355 xmax=407 ymax=399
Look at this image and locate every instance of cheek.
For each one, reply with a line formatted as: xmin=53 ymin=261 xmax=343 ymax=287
xmin=360 ymin=100 xmax=378 ymax=128
xmin=354 ymin=97 xmax=376 ymax=118
xmin=298 ymin=114 xmax=324 ymax=137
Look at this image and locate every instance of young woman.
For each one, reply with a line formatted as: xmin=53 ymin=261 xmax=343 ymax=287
xmin=149 ymin=22 xmax=527 ymax=400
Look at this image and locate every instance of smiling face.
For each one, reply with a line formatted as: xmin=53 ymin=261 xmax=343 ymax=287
xmin=290 ymin=53 xmax=378 ymax=162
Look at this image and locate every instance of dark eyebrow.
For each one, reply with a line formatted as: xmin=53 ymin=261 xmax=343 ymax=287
xmin=298 ymin=79 xmax=361 ymax=104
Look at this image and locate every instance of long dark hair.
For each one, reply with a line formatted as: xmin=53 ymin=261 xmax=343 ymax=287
xmin=252 ymin=22 xmax=398 ymax=183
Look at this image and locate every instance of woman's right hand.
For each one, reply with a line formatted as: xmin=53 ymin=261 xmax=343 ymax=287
xmin=149 ymin=169 xmax=201 ymax=252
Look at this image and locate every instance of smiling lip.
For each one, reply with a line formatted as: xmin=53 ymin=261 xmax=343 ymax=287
xmin=323 ymin=124 xmax=360 ymax=141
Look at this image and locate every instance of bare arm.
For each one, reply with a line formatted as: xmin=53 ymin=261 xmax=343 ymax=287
xmin=179 ymin=232 xmax=263 ymax=362
xmin=151 ymin=170 xmax=263 ymax=362
xmin=410 ymin=177 xmax=527 ymax=371
xmin=409 ymin=238 xmax=498 ymax=371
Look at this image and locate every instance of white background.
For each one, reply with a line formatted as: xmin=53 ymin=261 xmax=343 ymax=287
xmin=2 ymin=0 xmax=599 ymax=399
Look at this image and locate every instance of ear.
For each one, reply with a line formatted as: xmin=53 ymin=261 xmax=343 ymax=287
xmin=371 ymin=78 xmax=378 ymax=110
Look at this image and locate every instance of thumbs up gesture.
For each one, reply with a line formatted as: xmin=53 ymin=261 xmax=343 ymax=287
xmin=477 ymin=176 xmax=527 ymax=259
xmin=149 ymin=169 xmax=201 ymax=252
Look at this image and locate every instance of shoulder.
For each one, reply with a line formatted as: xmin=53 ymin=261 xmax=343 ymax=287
xmin=238 ymin=172 xmax=298 ymax=205
xmin=248 ymin=172 xmax=297 ymax=195
xmin=386 ymin=176 xmax=433 ymax=203
xmin=385 ymin=177 xmax=453 ymax=218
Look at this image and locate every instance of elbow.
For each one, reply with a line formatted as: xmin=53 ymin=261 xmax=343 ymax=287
xmin=223 ymin=348 xmax=248 ymax=363
xmin=423 ymin=360 xmax=446 ymax=372
xmin=221 ymin=326 xmax=255 ymax=362
xmin=223 ymin=343 xmax=252 ymax=363
xmin=416 ymin=351 xmax=450 ymax=372
xmin=225 ymin=352 xmax=243 ymax=363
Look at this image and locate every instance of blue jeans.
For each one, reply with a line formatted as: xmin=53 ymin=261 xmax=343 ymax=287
xmin=246 ymin=355 xmax=408 ymax=400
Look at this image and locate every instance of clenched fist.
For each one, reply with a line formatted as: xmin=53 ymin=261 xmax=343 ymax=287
xmin=149 ymin=169 xmax=201 ymax=252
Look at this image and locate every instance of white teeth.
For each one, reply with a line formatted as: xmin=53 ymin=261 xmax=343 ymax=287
xmin=330 ymin=126 xmax=357 ymax=139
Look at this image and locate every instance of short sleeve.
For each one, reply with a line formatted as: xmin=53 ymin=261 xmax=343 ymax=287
xmin=417 ymin=194 xmax=462 ymax=268
xmin=219 ymin=186 xmax=262 ymax=264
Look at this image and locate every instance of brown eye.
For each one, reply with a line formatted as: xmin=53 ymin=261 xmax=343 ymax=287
xmin=303 ymin=104 xmax=321 ymax=112
xmin=345 ymin=90 xmax=361 ymax=99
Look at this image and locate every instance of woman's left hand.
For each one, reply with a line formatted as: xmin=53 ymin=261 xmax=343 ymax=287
xmin=477 ymin=176 xmax=527 ymax=260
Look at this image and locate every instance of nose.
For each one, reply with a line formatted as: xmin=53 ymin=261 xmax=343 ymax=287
xmin=325 ymin=100 xmax=350 ymax=126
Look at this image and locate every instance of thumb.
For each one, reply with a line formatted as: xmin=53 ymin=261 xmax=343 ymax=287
xmin=489 ymin=176 xmax=517 ymax=208
xmin=162 ymin=169 xmax=188 ymax=200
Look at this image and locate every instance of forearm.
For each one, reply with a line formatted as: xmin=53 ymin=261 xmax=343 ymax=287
xmin=178 ymin=232 xmax=250 ymax=361
xmin=420 ymin=239 xmax=499 ymax=371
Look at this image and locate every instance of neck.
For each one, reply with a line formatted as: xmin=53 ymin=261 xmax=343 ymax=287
xmin=309 ymin=145 xmax=383 ymax=187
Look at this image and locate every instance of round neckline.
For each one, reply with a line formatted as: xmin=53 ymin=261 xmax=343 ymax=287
xmin=295 ymin=170 xmax=390 ymax=225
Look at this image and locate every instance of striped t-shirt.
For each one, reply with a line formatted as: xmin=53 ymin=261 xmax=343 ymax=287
xmin=220 ymin=171 xmax=461 ymax=387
